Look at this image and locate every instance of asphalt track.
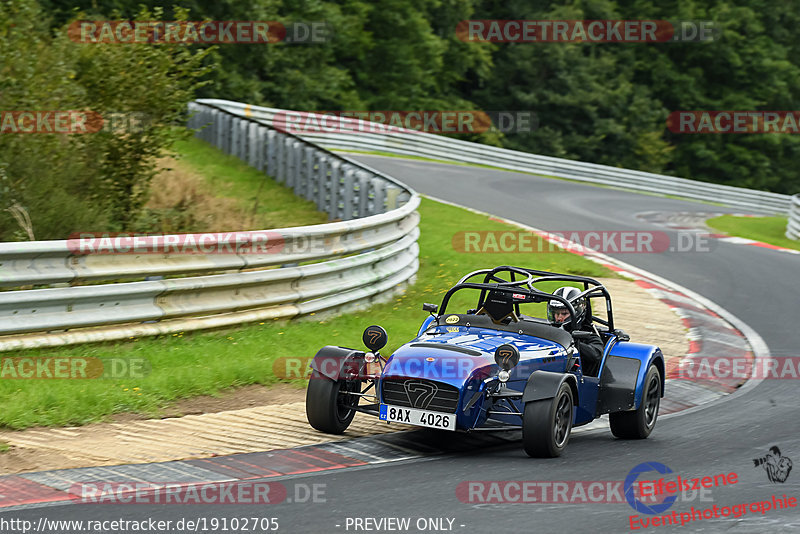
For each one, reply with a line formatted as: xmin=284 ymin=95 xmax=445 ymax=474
xmin=3 ymin=157 xmax=799 ymax=533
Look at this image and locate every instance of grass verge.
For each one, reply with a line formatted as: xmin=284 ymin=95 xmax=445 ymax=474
xmin=140 ymin=136 xmax=327 ymax=233
xmin=706 ymin=215 xmax=800 ymax=252
xmin=0 ymin=198 xmax=611 ymax=429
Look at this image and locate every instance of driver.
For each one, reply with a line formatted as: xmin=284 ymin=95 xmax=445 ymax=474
xmin=547 ymin=286 xmax=605 ymax=376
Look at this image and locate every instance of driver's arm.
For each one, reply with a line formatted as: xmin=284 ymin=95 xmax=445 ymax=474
xmin=575 ymin=332 xmax=604 ymax=376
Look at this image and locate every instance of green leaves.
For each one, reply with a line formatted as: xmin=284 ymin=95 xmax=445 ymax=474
xmin=0 ymin=1 xmax=213 ymax=239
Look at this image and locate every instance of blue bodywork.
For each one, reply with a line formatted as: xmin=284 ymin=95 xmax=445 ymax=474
xmin=307 ymin=265 xmax=666 ymax=444
xmin=379 ymin=318 xmax=664 ymax=431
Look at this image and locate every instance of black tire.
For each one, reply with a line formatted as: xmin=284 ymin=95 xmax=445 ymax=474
xmin=305 ymin=370 xmax=360 ymax=434
xmin=522 ymin=382 xmax=574 ymax=458
xmin=609 ymin=364 xmax=661 ymax=439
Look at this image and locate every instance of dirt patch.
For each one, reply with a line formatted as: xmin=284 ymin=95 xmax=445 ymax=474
xmin=0 ymin=445 xmax=85 ymax=475
xmin=137 ymin=156 xmax=256 ymax=234
xmin=0 ymin=383 xmax=309 ymax=475
xmin=112 ymin=383 xmax=306 ymax=422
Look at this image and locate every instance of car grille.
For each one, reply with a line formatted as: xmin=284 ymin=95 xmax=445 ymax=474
xmin=381 ymin=378 xmax=461 ymax=413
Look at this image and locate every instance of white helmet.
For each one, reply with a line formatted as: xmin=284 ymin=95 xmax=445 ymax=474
xmin=547 ymin=286 xmax=586 ymax=329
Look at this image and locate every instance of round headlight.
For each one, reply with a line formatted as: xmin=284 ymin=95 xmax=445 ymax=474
xmin=498 ymin=369 xmax=510 ymax=383
xmin=364 ymin=352 xmax=376 ymax=363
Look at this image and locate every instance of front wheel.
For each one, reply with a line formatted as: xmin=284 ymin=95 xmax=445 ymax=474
xmin=609 ymin=364 xmax=661 ymax=439
xmin=306 ymin=370 xmax=360 ymax=434
xmin=522 ymin=382 xmax=574 ymax=458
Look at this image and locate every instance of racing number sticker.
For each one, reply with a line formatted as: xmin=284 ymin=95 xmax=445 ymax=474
xmin=365 ymin=328 xmax=382 ymax=344
xmin=446 ymin=315 xmax=460 ymax=324
xmin=498 ymin=348 xmax=514 ymax=368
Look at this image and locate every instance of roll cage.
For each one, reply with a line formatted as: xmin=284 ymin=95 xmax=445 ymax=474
xmin=436 ymin=265 xmax=615 ymax=332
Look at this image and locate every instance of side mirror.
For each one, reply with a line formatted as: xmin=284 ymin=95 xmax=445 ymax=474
xmin=362 ymin=325 xmax=388 ymax=352
xmin=614 ymin=329 xmax=630 ymax=342
xmin=494 ymin=344 xmax=520 ymax=371
xmin=422 ymin=303 xmax=438 ymax=313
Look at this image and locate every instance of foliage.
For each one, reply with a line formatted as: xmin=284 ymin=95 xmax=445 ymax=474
xmin=0 ymin=1 xmax=212 ymax=240
xmin=4 ymin=0 xmax=800 ymax=242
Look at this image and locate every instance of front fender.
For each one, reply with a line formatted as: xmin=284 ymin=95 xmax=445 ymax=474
xmin=416 ymin=315 xmax=435 ymax=337
xmin=597 ymin=342 xmax=664 ymax=415
xmin=522 ymin=370 xmax=579 ymax=406
xmin=309 ymin=345 xmax=366 ymax=381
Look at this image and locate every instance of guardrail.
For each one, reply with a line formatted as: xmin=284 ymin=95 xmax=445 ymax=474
xmin=0 ymin=102 xmax=419 ymax=350
xmin=787 ymin=194 xmax=800 ymax=240
xmin=199 ymin=99 xmax=794 ymax=216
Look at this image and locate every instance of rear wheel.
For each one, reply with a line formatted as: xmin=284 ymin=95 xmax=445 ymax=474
xmin=522 ymin=382 xmax=574 ymax=458
xmin=306 ymin=370 xmax=361 ymax=434
xmin=609 ymin=365 xmax=661 ymax=439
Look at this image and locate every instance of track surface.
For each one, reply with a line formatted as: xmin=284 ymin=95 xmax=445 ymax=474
xmin=3 ymin=157 xmax=799 ymax=533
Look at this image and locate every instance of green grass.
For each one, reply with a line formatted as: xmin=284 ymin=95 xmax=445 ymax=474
xmin=0 ymin=441 xmax=9 ymax=453
xmin=706 ymin=215 xmax=800 ymax=252
xmin=169 ymin=136 xmax=328 ymax=229
xmin=0 ymin=198 xmax=610 ymax=429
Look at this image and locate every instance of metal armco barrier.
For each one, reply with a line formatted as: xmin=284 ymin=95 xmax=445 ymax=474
xmin=0 ymin=103 xmax=419 ymax=350
xmin=200 ymin=99 xmax=793 ymax=216
xmin=788 ymin=194 xmax=800 ymax=240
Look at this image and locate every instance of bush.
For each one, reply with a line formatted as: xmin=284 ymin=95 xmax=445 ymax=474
xmin=0 ymin=2 xmax=214 ymax=240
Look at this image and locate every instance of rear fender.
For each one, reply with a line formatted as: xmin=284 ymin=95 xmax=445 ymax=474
xmin=522 ymin=370 xmax=579 ymax=406
xmin=596 ymin=342 xmax=664 ymax=415
xmin=309 ymin=345 xmax=366 ymax=381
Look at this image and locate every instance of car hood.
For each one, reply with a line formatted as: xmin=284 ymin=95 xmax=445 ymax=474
xmin=382 ymin=326 xmax=566 ymax=388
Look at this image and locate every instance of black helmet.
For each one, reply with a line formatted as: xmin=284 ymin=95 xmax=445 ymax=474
xmin=547 ymin=286 xmax=586 ymax=329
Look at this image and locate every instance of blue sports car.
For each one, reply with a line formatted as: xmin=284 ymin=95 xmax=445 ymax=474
xmin=305 ymin=266 xmax=665 ymax=457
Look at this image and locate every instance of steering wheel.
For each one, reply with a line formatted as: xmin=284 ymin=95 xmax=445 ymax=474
xmin=473 ymin=268 xmax=533 ymax=323
xmin=482 ymin=267 xmax=534 ymax=289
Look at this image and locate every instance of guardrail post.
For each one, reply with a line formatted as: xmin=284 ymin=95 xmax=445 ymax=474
xmin=356 ymin=171 xmax=371 ymax=218
xmin=327 ymin=160 xmax=340 ymax=219
xmin=787 ymin=194 xmax=800 ymax=240
xmin=213 ymin=110 xmax=223 ymax=148
xmin=266 ymin=130 xmax=277 ymax=176
xmin=255 ymin=125 xmax=267 ymax=171
xmin=371 ymin=178 xmax=387 ymax=215
xmin=275 ymin=133 xmax=287 ymax=183
xmin=287 ymin=138 xmax=298 ymax=188
xmin=314 ymin=153 xmax=327 ymax=212
xmin=247 ymin=122 xmax=258 ymax=168
xmin=304 ymin=146 xmax=317 ymax=201
xmin=292 ymin=141 xmax=305 ymax=196
xmin=341 ymin=166 xmax=356 ymax=220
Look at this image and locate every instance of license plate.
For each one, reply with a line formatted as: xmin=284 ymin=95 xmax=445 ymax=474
xmin=379 ymin=404 xmax=456 ymax=431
